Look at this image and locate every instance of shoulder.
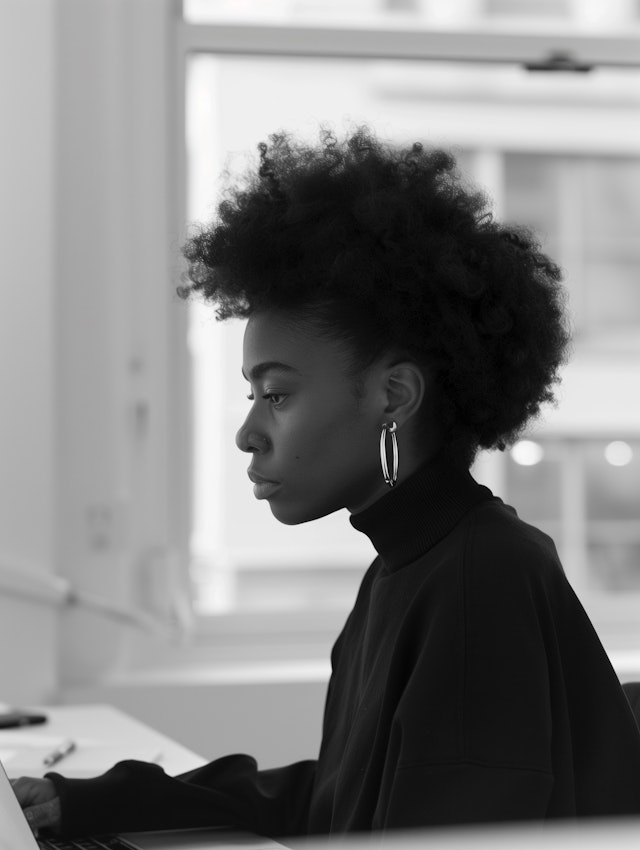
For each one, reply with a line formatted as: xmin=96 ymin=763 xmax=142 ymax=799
xmin=462 ymin=497 xmax=566 ymax=597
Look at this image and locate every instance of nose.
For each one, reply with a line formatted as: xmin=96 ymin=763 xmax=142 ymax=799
xmin=235 ymin=414 xmax=270 ymax=454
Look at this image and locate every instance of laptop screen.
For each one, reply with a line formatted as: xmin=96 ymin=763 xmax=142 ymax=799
xmin=0 ymin=757 xmax=40 ymax=850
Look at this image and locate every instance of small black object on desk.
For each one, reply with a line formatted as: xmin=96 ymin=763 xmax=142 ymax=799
xmin=0 ymin=710 xmax=48 ymax=729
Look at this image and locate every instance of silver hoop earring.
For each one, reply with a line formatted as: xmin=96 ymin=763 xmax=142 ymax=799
xmin=380 ymin=421 xmax=399 ymax=487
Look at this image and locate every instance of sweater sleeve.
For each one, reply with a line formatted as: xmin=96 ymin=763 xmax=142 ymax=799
xmin=376 ymin=761 xmax=554 ymax=829
xmin=47 ymin=755 xmax=317 ymax=839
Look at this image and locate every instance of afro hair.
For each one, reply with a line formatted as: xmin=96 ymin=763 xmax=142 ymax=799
xmin=179 ymin=126 xmax=571 ymax=468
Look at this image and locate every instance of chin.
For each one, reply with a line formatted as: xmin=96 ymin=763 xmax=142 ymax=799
xmin=268 ymin=499 xmax=339 ymax=526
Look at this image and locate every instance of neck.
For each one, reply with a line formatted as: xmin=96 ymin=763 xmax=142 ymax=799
xmin=348 ymin=437 xmax=444 ymax=516
xmin=350 ymin=447 xmax=494 ymax=571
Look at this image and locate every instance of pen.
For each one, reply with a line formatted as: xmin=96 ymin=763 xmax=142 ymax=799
xmin=43 ymin=738 xmax=76 ymax=767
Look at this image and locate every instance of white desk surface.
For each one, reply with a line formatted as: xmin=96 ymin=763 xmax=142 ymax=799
xmin=1 ymin=704 xmax=287 ymax=849
xmin=0 ymin=703 xmax=207 ymax=779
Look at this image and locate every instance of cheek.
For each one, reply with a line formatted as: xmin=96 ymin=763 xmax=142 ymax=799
xmin=275 ymin=390 xmax=375 ymax=470
xmin=294 ymin=416 xmax=375 ymax=472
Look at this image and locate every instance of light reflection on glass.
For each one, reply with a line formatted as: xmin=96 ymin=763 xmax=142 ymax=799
xmin=511 ymin=439 xmax=545 ymax=466
xmin=604 ymin=440 xmax=633 ymax=467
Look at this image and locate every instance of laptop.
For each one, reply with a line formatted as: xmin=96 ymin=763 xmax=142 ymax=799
xmin=0 ymin=756 xmax=283 ymax=850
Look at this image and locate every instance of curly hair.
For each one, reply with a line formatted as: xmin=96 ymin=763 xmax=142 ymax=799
xmin=179 ymin=126 xmax=571 ymax=468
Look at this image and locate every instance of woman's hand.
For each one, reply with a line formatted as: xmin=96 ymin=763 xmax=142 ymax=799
xmin=10 ymin=776 xmax=61 ymax=833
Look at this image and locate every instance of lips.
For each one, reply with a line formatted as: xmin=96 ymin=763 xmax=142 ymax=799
xmin=248 ymin=469 xmax=281 ymax=500
xmin=247 ymin=470 xmax=279 ymax=486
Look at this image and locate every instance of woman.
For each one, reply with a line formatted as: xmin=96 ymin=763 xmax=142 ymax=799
xmin=14 ymin=127 xmax=640 ymax=838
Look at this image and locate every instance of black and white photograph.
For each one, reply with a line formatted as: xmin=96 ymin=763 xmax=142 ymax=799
xmin=1 ymin=2 xmax=640 ymax=848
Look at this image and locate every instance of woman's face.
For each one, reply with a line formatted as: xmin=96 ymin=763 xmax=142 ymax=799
xmin=236 ymin=310 xmax=390 ymax=525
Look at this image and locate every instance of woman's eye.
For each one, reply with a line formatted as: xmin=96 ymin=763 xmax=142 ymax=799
xmin=264 ymin=393 xmax=286 ymax=407
xmin=246 ymin=392 xmax=286 ymax=407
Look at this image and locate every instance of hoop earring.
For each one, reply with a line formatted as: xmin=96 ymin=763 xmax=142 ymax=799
xmin=380 ymin=421 xmax=399 ymax=487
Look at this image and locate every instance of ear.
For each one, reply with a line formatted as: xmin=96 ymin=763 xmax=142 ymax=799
xmin=382 ymin=361 xmax=427 ymax=427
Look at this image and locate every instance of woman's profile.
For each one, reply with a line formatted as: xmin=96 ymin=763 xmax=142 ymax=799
xmin=13 ymin=126 xmax=640 ymax=838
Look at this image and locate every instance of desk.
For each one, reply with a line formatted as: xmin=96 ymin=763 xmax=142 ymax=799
xmin=1 ymin=703 xmax=286 ymax=849
xmin=0 ymin=703 xmax=207 ymax=778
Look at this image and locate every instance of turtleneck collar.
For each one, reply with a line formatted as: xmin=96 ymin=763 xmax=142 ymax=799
xmin=349 ymin=446 xmax=495 ymax=572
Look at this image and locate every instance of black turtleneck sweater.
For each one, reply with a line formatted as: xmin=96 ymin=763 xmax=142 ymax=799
xmin=49 ymin=452 xmax=640 ymax=838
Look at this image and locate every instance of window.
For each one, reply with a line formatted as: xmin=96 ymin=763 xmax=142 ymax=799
xmin=176 ymin=3 xmax=640 ymax=655
xmin=506 ymin=438 xmax=640 ymax=593
xmin=504 ymin=153 xmax=640 ymax=343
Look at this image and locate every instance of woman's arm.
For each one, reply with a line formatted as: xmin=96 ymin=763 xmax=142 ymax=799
xmin=46 ymin=755 xmax=317 ymax=839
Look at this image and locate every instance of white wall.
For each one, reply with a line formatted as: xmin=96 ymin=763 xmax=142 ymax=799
xmin=0 ymin=0 xmax=182 ymax=703
xmin=54 ymin=0 xmax=182 ymax=688
xmin=0 ymin=0 xmax=58 ymax=703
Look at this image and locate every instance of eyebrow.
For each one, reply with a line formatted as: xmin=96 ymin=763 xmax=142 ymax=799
xmin=242 ymin=361 xmax=302 ymax=382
